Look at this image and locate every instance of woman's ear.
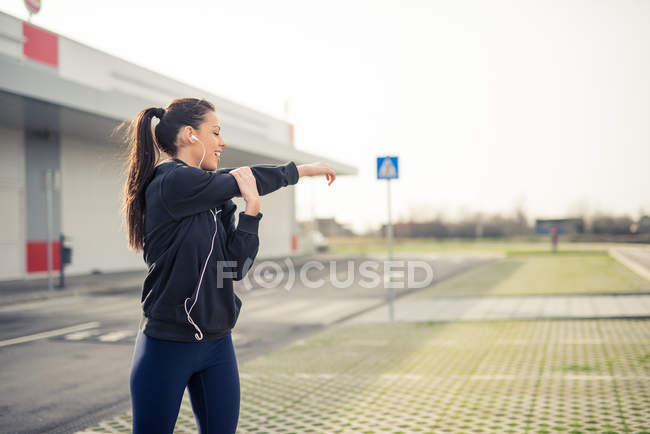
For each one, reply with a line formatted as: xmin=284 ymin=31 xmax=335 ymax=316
xmin=183 ymin=125 xmax=194 ymax=144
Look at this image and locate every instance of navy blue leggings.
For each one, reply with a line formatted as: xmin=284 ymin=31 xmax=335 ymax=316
xmin=129 ymin=330 xmax=240 ymax=433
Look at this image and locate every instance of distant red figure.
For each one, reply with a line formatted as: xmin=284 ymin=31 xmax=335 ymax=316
xmin=551 ymin=225 xmax=559 ymax=252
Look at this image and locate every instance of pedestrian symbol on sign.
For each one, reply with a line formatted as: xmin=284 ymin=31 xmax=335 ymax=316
xmin=376 ymin=156 xmax=398 ymax=180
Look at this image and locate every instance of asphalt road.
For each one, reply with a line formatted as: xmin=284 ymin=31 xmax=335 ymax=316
xmin=0 ymin=253 xmax=497 ymax=433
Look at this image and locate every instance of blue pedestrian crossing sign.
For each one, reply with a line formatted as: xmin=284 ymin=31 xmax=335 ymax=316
xmin=377 ymin=156 xmax=398 ymax=180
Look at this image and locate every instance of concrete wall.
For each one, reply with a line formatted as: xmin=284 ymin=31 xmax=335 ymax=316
xmin=60 ymin=135 xmax=143 ymax=276
xmin=0 ymin=124 xmax=26 ymax=280
xmin=24 ymin=128 xmax=62 ymax=276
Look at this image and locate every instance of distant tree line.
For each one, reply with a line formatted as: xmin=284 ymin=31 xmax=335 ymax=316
xmin=378 ymin=212 xmax=650 ymax=241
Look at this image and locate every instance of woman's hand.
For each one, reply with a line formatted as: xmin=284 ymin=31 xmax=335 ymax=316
xmin=229 ymin=166 xmax=261 ymax=215
xmin=297 ymin=162 xmax=337 ymax=186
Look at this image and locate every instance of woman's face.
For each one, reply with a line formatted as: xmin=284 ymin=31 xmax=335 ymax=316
xmin=193 ymin=110 xmax=226 ymax=171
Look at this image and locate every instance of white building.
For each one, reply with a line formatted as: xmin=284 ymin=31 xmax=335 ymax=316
xmin=0 ymin=11 xmax=356 ymax=281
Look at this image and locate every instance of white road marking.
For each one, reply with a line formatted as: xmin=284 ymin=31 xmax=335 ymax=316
xmin=0 ymin=322 xmax=100 ymax=348
xmin=64 ymin=330 xmax=102 ymax=341
xmin=98 ymin=330 xmax=136 ymax=342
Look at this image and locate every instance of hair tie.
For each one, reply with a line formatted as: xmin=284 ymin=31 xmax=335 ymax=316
xmin=152 ymin=107 xmax=165 ymax=119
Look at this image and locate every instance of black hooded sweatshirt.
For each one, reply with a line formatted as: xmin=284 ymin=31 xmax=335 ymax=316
xmin=138 ymin=157 xmax=299 ymax=342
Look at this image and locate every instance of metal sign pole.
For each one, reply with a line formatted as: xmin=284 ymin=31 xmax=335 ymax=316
xmin=377 ymin=155 xmax=399 ymax=323
xmin=386 ymin=178 xmax=394 ymax=322
xmin=45 ymin=169 xmax=53 ymax=292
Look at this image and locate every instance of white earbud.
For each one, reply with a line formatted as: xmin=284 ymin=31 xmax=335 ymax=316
xmin=190 ymin=134 xmax=207 ymax=167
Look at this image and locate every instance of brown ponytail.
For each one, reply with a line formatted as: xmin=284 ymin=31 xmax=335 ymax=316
xmin=120 ymin=107 xmax=160 ymax=251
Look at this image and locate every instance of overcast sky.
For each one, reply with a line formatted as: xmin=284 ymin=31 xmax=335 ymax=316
xmin=3 ymin=0 xmax=648 ymax=233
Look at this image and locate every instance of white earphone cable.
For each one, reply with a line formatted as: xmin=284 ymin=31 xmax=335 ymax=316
xmin=184 ymin=207 xmax=222 ymax=340
xmin=199 ymin=143 xmax=206 ymax=168
xmin=193 ymin=133 xmax=207 ymax=168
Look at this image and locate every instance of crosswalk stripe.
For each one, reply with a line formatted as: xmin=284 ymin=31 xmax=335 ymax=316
xmin=64 ymin=330 xmax=102 ymax=341
xmin=98 ymin=330 xmax=136 ymax=342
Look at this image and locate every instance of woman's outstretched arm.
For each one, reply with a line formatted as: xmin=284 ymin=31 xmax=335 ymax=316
xmin=162 ymin=161 xmax=336 ymax=221
xmin=162 ymin=161 xmax=298 ymax=220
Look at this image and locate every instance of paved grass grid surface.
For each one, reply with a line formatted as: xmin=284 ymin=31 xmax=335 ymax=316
xmin=415 ymin=253 xmax=650 ymax=297
xmin=79 ymin=319 xmax=650 ymax=433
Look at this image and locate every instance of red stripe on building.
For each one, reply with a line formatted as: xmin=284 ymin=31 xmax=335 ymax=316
xmin=26 ymin=241 xmax=61 ymax=272
xmin=23 ymin=22 xmax=59 ymax=68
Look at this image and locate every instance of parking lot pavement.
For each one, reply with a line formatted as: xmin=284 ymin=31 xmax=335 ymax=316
xmin=78 ymin=318 xmax=650 ymax=433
